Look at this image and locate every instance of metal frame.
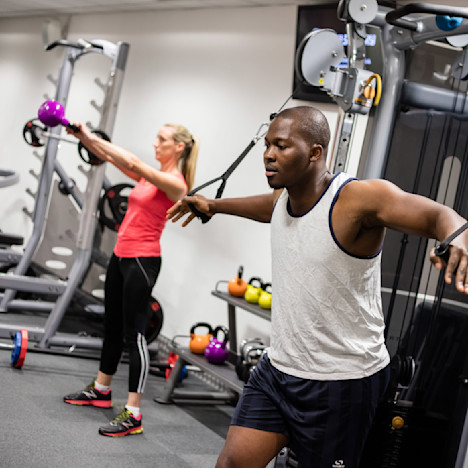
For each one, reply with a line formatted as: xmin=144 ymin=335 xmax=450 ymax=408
xmin=0 ymin=39 xmax=129 ymax=353
xmin=301 ymin=2 xmax=468 ymax=179
xmin=295 ymin=2 xmax=468 ymax=466
xmin=154 ymin=286 xmax=270 ymax=405
xmin=361 ymin=9 xmax=468 ymax=179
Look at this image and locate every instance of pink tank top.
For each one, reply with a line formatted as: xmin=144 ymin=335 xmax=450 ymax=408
xmin=114 ymin=174 xmax=186 ymax=258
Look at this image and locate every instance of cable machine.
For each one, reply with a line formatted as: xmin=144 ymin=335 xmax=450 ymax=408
xmin=286 ymin=1 xmax=468 ymax=467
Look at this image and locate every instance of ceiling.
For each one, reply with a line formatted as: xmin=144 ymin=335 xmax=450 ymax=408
xmin=0 ymin=0 xmax=330 ymax=19
xmin=0 ymin=0 xmax=465 ymax=19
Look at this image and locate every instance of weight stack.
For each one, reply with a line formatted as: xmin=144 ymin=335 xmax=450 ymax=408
xmin=359 ymin=399 xmax=413 ymax=468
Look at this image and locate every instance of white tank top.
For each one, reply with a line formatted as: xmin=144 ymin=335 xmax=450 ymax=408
xmin=267 ymin=172 xmax=390 ymax=380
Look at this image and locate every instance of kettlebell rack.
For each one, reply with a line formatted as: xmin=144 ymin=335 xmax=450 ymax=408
xmin=154 ymin=282 xmax=271 ymax=405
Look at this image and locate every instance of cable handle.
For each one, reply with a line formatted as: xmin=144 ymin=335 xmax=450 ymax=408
xmin=183 ymin=91 xmax=294 ymax=224
xmin=434 ymin=220 xmax=468 ymax=264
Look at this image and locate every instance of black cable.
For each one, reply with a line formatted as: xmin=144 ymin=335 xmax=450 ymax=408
xmin=187 ymin=91 xmax=296 ymax=223
xmin=386 ymin=113 xmax=433 ymax=347
xmin=396 ymin=108 xmax=451 ymax=360
xmin=411 ymin=50 xmax=468 ymax=401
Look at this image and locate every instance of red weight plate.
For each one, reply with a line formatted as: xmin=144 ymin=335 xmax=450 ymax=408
xmin=15 ymin=329 xmax=28 ymax=369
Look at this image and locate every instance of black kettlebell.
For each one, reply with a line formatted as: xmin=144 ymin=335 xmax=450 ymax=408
xmin=236 ymin=338 xmax=264 ymax=381
xmin=242 ymin=346 xmax=266 ymax=382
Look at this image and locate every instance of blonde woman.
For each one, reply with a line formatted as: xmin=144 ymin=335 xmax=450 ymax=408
xmin=63 ymin=122 xmax=199 ymax=437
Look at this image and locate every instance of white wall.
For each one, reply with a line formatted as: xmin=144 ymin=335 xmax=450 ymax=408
xmin=0 ymin=6 xmax=339 ymax=349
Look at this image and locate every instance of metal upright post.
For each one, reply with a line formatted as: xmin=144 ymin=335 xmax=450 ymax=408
xmin=0 ymin=47 xmax=78 ymax=312
xmin=38 ymin=42 xmax=129 ymax=348
xmin=359 ymin=22 xmax=405 ymax=180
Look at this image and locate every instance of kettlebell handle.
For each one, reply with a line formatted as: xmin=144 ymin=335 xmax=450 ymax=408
xmin=240 ymin=338 xmax=264 ymax=358
xmin=248 ymin=277 xmax=263 ymax=288
xmin=190 ymin=322 xmax=213 ymax=335
xmin=213 ymin=325 xmax=229 ymax=344
xmin=245 ymin=345 xmax=266 ymax=364
xmin=262 ymin=282 xmax=272 ymax=293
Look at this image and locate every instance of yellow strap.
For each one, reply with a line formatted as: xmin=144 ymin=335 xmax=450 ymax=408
xmin=365 ymin=73 xmax=382 ymax=106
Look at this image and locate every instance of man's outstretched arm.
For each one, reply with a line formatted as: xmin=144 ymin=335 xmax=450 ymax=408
xmin=167 ymin=190 xmax=282 ymax=227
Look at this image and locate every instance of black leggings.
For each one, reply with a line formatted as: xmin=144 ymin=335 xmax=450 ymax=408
xmin=100 ymin=253 xmax=161 ymax=393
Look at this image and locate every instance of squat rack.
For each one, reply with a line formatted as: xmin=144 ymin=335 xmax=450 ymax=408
xmin=0 ymin=38 xmax=129 ymax=352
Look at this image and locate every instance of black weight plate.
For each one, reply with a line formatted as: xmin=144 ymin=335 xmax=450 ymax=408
xmin=98 ymin=183 xmax=134 ymax=231
xmin=22 ymin=119 xmax=46 ymax=147
xmin=146 ymin=297 xmax=163 ymax=344
xmin=77 ymin=129 xmax=111 ymax=165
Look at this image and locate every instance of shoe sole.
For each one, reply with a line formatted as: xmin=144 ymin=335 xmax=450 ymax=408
xmin=64 ymin=399 xmax=113 ymax=408
xmin=99 ymin=427 xmax=143 ymax=437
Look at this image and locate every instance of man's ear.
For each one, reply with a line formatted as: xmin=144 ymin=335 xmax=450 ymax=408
xmin=310 ymin=144 xmax=323 ymax=162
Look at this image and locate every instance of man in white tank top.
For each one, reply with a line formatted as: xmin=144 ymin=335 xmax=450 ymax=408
xmin=168 ymin=106 xmax=468 ymax=468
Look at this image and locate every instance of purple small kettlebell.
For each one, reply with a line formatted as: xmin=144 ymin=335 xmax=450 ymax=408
xmin=204 ymin=326 xmax=229 ymax=364
xmin=37 ymin=100 xmax=79 ymax=132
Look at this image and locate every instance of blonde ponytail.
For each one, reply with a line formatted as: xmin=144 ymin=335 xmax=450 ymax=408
xmin=166 ymin=123 xmax=199 ymax=192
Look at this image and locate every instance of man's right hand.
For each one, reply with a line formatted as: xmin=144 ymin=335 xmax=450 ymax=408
xmin=167 ymin=194 xmax=214 ymax=227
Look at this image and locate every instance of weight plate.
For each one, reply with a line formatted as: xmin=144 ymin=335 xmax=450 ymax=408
xmin=22 ymin=119 xmax=47 ymax=148
xmin=98 ymin=183 xmax=134 ymax=231
xmin=16 ymin=329 xmax=28 ymax=369
xmin=77 ymin=129 xmax=110 ymax=165
xmin=10 ymin=331 xmax=21 ymax=367
xmin=145 ymin=296 xmax=163 ymax=344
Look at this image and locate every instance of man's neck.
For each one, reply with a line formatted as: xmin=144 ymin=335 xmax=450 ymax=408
xmin=287 ymin=170 xmax=333 ymax=216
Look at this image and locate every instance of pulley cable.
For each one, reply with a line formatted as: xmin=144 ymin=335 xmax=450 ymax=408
xmin=187 ymin=91 xmax=296 ymax=223
xmin=395 ymin=109 xmax=451 ymax=358
xmin=385 ymin=112 xmax=433 ymax=343
xmin=409 ymin=60 xmax=468 ymax=400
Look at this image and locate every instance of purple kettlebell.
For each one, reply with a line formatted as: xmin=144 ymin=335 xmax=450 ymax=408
xmin=37 ymin=100 xmax=79 ymax=132
xmin=204 ymin=326 xmax=230 ymax=364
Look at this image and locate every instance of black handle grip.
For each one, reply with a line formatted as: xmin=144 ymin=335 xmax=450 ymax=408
xmin=434 ymin=243 xmax=450 ymax=264
xmin=433 ymin=221 xmax=468 ymax=265
xmin=66 ymin=122 xmax=80 ymax=132
xmin=45 ymin=39 xmax=104 ymax=52
xmin=188 ymin=203 xmax=211 ymax=224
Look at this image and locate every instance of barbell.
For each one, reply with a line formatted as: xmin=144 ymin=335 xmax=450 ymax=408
xmin=23 ymin=118 xmax=110 ymax=166
xmin=0 ymin=329 xmax=28 ymax=369
xmin=0 ymin=300 xmax=158 ymax=369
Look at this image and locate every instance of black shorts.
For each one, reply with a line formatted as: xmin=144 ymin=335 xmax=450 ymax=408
xmin=231 ymin=354 xmax=389 ymax=468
